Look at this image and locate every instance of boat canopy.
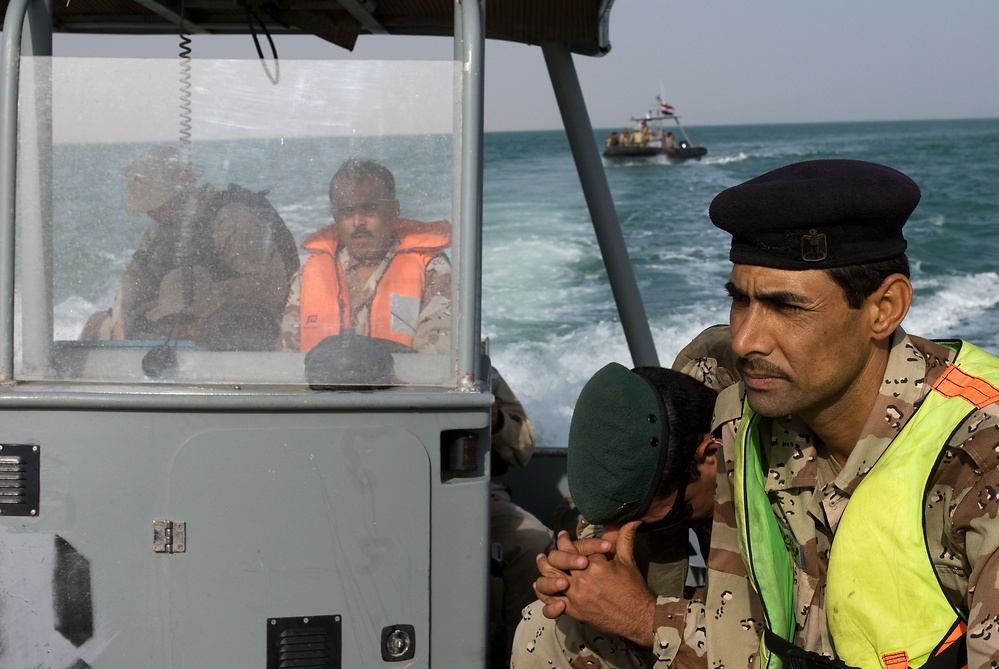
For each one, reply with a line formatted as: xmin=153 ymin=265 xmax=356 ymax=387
xmin=0 ymin=0 xmax=660 ymax=391
xmin=0 ymin=0 xmax=614 ymax=56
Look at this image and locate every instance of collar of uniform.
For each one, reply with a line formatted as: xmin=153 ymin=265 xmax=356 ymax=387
xmin=829 ymin=328 xmax=948 ymax=496
xmin=714 ymin=383 xmax=744 ymax=434
xmin=905 ymin=333 xmax=961 ymax=389
xmin=338 ymin=240 xmax=400 ymax=276
xmin=760 ymin=413 xmax=819 ymax=495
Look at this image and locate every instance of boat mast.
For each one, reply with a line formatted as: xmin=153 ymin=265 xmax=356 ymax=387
xmin=671 ymin=116 xmax=695 ymax=146
xmin=657 ymin=80 xmax=695 ymax=146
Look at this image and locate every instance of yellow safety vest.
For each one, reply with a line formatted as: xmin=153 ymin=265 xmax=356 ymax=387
xmin=735 ymin=340 xmax=999 ymax=669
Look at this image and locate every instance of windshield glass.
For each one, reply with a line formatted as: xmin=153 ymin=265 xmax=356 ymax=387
xmin=16 ymin=56 xmax=456 ymax=387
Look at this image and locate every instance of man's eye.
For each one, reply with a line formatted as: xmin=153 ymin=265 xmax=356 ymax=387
xmin=333 ymin=202 xmax=384 ymax=220
xmin=729 ymin=294 xmax=749 ymax=306
xmin=776 ymin=302 xmax=803 ymax=313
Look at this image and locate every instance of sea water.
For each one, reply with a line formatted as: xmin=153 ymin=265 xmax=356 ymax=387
xmin=49 ymin=118 xmax=999 ymax=449
xmin=482 ymin=118 xmax=999 ymax=447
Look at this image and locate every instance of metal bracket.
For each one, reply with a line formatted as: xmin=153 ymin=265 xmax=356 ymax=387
xmin=152 ymin=520 xmax=186 ymax=553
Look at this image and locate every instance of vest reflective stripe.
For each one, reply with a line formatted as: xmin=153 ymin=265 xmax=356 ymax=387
xmin=736 ymin=340 xmax=999 ymax=669
xmin=734 ymin=406 xmax=794 ymax=669
xmin=298 ymin=220 xmax=450 ymax=353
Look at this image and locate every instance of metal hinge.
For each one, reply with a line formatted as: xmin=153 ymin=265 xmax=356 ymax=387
xmin=152 ymin=520 xmax=186 ymax=554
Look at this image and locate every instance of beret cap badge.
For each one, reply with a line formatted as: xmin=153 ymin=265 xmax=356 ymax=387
xmin=801 ymin=229 xmax=828 ymax=262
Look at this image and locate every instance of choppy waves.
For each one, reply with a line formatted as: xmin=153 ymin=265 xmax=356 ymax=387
xmin=485 ymin=119 xmax=999 ymax=447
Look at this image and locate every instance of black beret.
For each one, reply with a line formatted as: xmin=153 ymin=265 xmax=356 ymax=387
xmin=709 ymin=159 xmax=920 ymax=269
xmin=567 ymin=363 xmax=714 ymax=525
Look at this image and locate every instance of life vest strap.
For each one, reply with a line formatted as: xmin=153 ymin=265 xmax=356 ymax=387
xmin=922 ymin=619 xmax=968 ymax=669
xmin=763 ymin=629 xmax=858 ymax=669
xmin=763 ymin=620 xmax=967 ymax=669
xmin=881 ymin=651 xmax=908 ymax=669
xmin=931 ymin=364 xmax=999 ymax=408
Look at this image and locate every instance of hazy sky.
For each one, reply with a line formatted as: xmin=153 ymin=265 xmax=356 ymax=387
xmin=45 ymin=0 xmax=999 ymax=131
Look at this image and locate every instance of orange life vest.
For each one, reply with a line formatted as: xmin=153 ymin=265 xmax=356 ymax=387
xmin=298 ymin=218 xmax=450 ymax=352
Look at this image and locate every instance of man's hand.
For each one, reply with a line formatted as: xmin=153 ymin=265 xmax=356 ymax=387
xmin=533 ymin=530 xmax=613 ymax=618
xmin=536 ymin=521 xmax=657 ymax=648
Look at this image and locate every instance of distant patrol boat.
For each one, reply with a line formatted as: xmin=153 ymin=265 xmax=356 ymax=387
xmin=603 ymin=96 xmax=708 ymax=163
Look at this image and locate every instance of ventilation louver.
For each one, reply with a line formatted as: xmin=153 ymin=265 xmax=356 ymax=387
xmin=267 ymin=615 xmax=341 ymax=669
xmin=0 ymin=444 xmax=39 ymax=516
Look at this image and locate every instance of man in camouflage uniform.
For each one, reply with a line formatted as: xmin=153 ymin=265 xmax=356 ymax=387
xmin=520 ymin=159 xmax=999 ymax=668
xmin=512 ymin=351 xmax=746 ymax=669
xmin=704 ymin=159 xmax=999 ymax=668
xmin=82 ymin=146 xmax=299 ymax=351
xmin=277 ymin=158 xmax=450 ymax=354
xmin=511 ymin=325 xmax=761 ymax=669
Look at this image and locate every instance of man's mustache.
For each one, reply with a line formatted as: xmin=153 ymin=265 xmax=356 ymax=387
xmin=737 ymin=357 xmax=789 ymax=380
xmin=351 ymin=227 xmax=373 ymax=239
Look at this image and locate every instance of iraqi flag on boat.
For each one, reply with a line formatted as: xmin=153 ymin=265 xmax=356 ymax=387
xmin=656 ymin=96 xmax=675 ymax=115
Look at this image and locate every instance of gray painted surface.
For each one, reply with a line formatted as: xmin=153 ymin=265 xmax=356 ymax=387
xmin=0 ymin=2 xmax=646 ymax=666
xmin=0 ymin=403 xmax=489 ymax=666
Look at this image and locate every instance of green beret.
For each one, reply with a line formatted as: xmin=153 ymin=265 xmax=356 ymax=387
xmin=568 ymin=363 xmax=666 ymax=524
xmin=567 ymin=363 xmax=718 ymax=525
xmin=709 ymin=159 xmax=920 ymax=270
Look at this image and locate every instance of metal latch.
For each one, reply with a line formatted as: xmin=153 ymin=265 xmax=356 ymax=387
xmin=152 ymin=520 xmax=186 ymax=554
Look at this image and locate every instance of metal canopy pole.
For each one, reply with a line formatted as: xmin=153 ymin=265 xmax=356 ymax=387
xmin=0 ymin=0 xmax=34 ymax=381
xmin=454 ymin=0 xmax=484 ymax=388
xmin=541 ymin=43 xmax=660 ymax=368
xmin=18 ymin=0 xmax=54 ymax=378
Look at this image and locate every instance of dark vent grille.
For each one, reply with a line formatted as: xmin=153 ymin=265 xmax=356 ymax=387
xmin=0 ymin=444 xmax=39 ymax=516
xmin=267 ymin=615 xmax=340 ymax=669
xmin=0 ymin=456 xmax=27 ymax=500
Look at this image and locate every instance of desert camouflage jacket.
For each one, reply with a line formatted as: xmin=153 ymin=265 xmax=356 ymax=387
xmin=652 ymin=329 xmax=999 ymax=669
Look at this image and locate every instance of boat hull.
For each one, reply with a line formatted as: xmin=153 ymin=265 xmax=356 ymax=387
xmin=665 ymin=144 xmax=708 ymax=162
xmin=602 ymin=143 xmax=708 ymax=162
xmin=602 ymin=145 xmax=664 ymax=159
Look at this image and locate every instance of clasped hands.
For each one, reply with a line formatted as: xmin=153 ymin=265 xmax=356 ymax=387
xmin=532 ymin=520 xmax=657 ymax=648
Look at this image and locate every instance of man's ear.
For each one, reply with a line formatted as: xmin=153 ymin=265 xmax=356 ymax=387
xmin=868 ymin=273 xmax=912 ymax=341
xmin=695 ymin=434 xmax=719 ymax=465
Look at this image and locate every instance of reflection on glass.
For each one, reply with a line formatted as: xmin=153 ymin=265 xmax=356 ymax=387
xmin=16 ymin=57 xmax=456 ymax=386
